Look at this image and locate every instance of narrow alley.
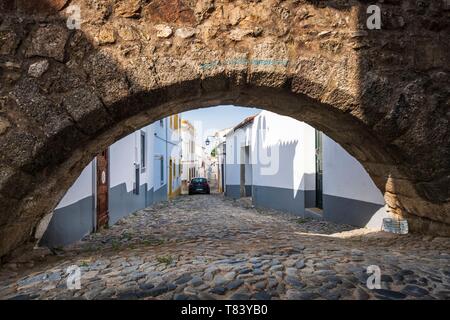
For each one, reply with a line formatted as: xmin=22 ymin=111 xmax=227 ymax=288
xmin=1 ymin=195 xmax=448 ymax=300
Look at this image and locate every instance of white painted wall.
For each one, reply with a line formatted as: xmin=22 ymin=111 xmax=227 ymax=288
xmin=181 ymin=120 xmax=196 ymax=182
xmin=322 ymin=135 xmax=385 ymax=205
xmin=224 ymin=110 xmax=387 ymax=228
xmin=37 ymin=160 xmax=95 ymax=241
xmin=109 ymin=124 xmax=153 ymax=191
xmin=55 ymin=161 xmax=94 ymax=209
xmin=167 ymin=115 xmax=182 ymax=193
xmin=153 ymin=118 xmax=168 ymax=190
xmin=301 ymin=124 xmax=316 ymax=192
xmin=109 ymin=133 xmax=136 ymax=192
xmin=226 ymin=110 xmax=385 ymax=206
xmin=41 ymin=117 xmax=179 ymax=245
xmin=146 ymin=124 xmax=155 ymax=192
xmin=251 ymin=111 xmax=310 ymax=194
xmin=225 ymin=124 xmax=252 ymax=185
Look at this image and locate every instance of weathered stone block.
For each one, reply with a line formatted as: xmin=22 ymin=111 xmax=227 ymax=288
xmin=0 ymin=30 xmax=19 ymax=56
xmin=62 ymin=88 xmax=112 ymax=135
xmin=114 ymin=0 xmax=142 ymax=18
xmin=0 ymin=117 xmax=10 ymax=135
xmin=96 ymin=26 xmax=116 ymax=45
xmin=25 ymin=25 xmax=69 ymax=62
xmin=0 ymin=0 xmax=15 ymax=12
xmin=83 ymin=50 xmax=130 ymax=106
xmin=28 ymin=60 xmax=50 ymax=78
xmin=175 ymin=27 xmax=196 ymax=39
xmin=155 ymin=24 xmax=173 ymax=38
xmin=16 ymin=0 xmax=68 ymax=15
xmin=144 ymin=0 xmax=196 ymax=24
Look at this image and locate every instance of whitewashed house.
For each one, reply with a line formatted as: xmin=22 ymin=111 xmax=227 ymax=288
xmin=38 ymin=114 xmax=183 ymax=248
xmin=225 ymin=115 xmax=255 ymax=199
xmin=210 ymin=128 xmax=231 ymax=193
xmin=224 ymin=110 xmax=390 ymax=229
xmin=166 ymin=114 xmax=183 ymax=199
xmin=195 ymin=144 xmax=207 ymax=178
xmin=181 ymin=119 xmax=197 ymax=183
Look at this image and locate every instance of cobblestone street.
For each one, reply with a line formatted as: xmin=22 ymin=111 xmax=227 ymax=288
xmin=0 ymin=194 xmax=449 ymax=300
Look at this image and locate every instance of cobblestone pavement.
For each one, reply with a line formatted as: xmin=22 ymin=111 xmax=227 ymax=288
xmin=1 ymin=194 xmax=449 ymax=300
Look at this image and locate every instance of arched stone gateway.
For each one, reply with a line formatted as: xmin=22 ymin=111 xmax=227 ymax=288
xmin=0 ymin=0 xmax=448 ymax=260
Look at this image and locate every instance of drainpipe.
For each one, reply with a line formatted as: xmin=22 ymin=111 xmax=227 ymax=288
xmin=165 ymin=118 xmax=168 ymax=196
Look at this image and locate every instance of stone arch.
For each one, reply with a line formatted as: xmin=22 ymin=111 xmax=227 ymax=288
xmin=0 ymin=0 xmax=448 ymax=260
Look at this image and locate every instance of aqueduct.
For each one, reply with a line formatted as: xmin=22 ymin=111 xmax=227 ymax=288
xmin=0 ymin=0 xmax=448 ymax=261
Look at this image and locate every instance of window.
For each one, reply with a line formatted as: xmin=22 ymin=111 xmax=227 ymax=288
xmin=160 ymin=156 xmax=164 ymax=185
xmin=140 ymin=131 xmax=146 ymax=171
xmin=173 ymin=160 xmax=176 ymax=176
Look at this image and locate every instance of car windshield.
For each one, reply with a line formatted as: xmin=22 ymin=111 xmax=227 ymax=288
xmin=191 ymin=178 xmax=206 ymax=183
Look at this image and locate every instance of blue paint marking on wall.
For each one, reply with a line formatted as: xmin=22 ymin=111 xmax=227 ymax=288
xmin=200 ymin=59 xmax=289 ymax=70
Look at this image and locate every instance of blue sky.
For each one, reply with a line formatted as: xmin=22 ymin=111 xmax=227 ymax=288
xmin=182 ymin=105 xmax=261 ymax=136
xmin=181 ymin=105 xmax=261 ymax=152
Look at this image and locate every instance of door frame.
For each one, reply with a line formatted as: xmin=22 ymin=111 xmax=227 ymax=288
xmin=96 ymin=149 xmax=110 ymax=229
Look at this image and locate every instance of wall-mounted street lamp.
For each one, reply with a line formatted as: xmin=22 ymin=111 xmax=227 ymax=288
xmin=205 ymin=135 xmax=216 ymax=146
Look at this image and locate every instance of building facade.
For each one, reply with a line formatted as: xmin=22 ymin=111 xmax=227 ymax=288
xmin=224 ymin=111 xmax=390 ymax=229
xmin=181 ymin=119 xmax=197 ymax=184
xmin=167 ymin=114 xmax=183 ymax=199
xmin=38 ymin=115 xmax=183 ymax=248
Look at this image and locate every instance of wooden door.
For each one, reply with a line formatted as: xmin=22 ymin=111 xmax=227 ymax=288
xmin=96 ymin=150 xmax=109 ymax=229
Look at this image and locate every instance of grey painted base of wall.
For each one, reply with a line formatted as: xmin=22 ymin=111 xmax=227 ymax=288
xmin=225 ymin=184 xmax=253 ymax=198
xmin=252 ymin=185 xmax=306 ymax=217
xmin=153 ymin=184 xmax=168 ymax=203
xmin=304 ymin=190 xmax=316 ymax=208
xmin=225 ymin=185 xmax=241 ymax=199
xmin=231 ymin=185 xmax=385 ymax=228
xmin=40 ymin=196 xmax=94 ymax=248
xmin=245 ymin=185 xmax=252 ymax=197
xmin=146 ymin=187 xmax=154 ymax=207
xmin=109 ymin=183 xmax=149 ymax=225
xmin=41 ymin=183 xmax=161 ymax=248
xmin=323 ymin=194 xmax=386 ymax=228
